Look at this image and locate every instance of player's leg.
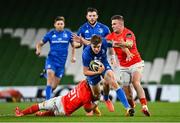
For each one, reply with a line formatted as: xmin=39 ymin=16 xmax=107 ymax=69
xmin=46 ymin=69 xmax=56 ymax=100
xmin=15 ymin=104 xmax=39 ymax=117
xmin=85 ymin=78 xmax=102 ymax=116
xmin=102 ymin=82 xmax=114 ymax=112
xmin=131 ymin=69 xmax=150 ymax=116
xmin=15 ymin=97 xmax=59 ymax=117
xmin=104 ymin=70 xmax=134 ymax=116
xmin=86 ymin=84 xmax=101 ymax=116
xmin=90 ymin=84 xmax=101 ymax=101
xmin=123 ymin=84 xmax=136 ymax=108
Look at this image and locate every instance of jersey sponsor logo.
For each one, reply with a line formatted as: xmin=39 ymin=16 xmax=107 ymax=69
xmin=126 ymin=33 xmax=132 ymax=38
xmin=52 ymin=40 xmax=68 ymax=43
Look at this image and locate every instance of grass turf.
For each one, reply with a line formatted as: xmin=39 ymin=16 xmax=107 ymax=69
xmin=0 ymin=102 xmax=180 ymax=122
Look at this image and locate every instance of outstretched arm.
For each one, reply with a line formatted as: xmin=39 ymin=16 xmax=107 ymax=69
xmin=72 ymin=33 xmax=90 ymax=46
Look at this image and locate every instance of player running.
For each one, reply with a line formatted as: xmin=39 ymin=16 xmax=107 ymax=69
xmin=106 ymin=15 xmax=151 ymax=116
xmin=36 ymin=16 xmax=76 ymax=100
xmin=82 ymin=35 xmax=135 ymax=116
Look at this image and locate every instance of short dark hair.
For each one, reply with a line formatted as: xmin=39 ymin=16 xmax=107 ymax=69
xmin=54 ymin=16 xmax=65 ymax=23
xmin=111 ymin=15 xmax=124 ymax=21
xmin=91 ymin=35 xmax=102 ymax=45
xmin=87 ymin=7 xmax=98 ymax=15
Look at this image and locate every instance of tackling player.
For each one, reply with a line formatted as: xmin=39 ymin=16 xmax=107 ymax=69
xmin=36 ymin=16 xmax=76 ymax=100
xmin=15 ymin=79 xmax=101 ymax=117
xmin=106 ymin=15 xmax=151 ymax=116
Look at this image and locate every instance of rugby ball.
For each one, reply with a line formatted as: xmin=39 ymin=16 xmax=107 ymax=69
xmin=89 ymin=60 xmax=103 ymax=72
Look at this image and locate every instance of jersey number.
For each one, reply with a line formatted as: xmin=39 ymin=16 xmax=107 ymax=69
xmin=68 ymin=88 xmax=77 ymax=101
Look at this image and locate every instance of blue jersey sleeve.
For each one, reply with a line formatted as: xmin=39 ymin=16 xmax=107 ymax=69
xmin=77 ymin=26 xmax=84 ymax=37
xmin=42 ymin=32 xmax=50 ymax=44
xmin=104 ymin=25 xmax=111 ymax=37
xmin=103 ymin=38 xmax=112 ymax=48
xmin=68 ymin=31 xmax=73 ymax=43
xmin=82 ymin=52 xmax=91 ymax=67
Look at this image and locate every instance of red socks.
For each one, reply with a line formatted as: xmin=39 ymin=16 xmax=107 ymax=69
xmin=140 ymin=98 xmax=147 ymax=106
xmin=22 ymin=104 xmax=39 ymax=115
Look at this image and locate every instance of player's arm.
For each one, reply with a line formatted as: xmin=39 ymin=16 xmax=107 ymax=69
xmin=72 ymin=33 xmax=90 ymax=46
xmin=83 ymin=102 xmax=97 ymax=113
xmin=109 ymin=48 xmax=117 ymax=66
xmin=122 ymin=48 xmax=134 ymax=61
xmin=35 ymin=41 xmax=44 ymax=56
xmin=113 ymin=38 xmax=133 ymax=49
xmin=83 ymin=66 xmax=104 ymax=76
xmin=70 ymin=42 xmax=76 ymax=63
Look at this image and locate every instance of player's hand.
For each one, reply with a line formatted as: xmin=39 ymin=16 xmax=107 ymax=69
xmin=72 ymin=33 xmax=82 ymax=43
xmin=35 ymin=49 xmax=41 ymax=56
xmin=126 ymin=52 xmax=134 ymax=61
xmin=71 ymin=57 xmax=76 ymax=63
xmin=97 ymin=64 xmax=105 ymax=74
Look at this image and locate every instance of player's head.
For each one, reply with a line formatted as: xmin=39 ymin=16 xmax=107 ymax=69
xmin=111 ymin=15 xmax=124 ymax=34
xmin=86 ymin=7 xmax=98 ymax=26
xmin=54 ymin=16 xmax=65 ymax=31
xmin=90 ymin=35 xmax=102 ymax=54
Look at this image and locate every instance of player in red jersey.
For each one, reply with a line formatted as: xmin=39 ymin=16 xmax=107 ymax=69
xmin=15 ymin=80 xmax=101 ymax=117
xmin=106 ymin=15 xmax=150 ymax=116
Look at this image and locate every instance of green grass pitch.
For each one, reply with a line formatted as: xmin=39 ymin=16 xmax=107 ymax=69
xmin=0 ymin=102 xmax=180 ymax=122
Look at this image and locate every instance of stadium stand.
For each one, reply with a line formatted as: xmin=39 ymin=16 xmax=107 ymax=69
xmin=0 ymin=0 xmax=180 ymax=85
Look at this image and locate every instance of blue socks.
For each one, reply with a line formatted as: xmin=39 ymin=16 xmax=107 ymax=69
xmin=116 ymin=88 xmax=130 ymax=109
xmin=46 ymin=85 xmax=52 ymax=100
xmin=104 ymin=95 xmax=109 ymax=101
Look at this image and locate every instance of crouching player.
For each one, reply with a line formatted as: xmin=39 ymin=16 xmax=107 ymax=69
xmin=15 ymin=79 xmax=101 ymax=117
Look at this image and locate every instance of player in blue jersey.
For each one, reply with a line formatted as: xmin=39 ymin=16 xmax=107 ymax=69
xmin=73 ymin=7 xmax=110 ymax=49
xmin=72 ymin=7 xmax=115 ymax=113
xmin=82 ymin=35 xmax=134 ymax=116
xmin=36 ymin=16 xmax=76 ymax=100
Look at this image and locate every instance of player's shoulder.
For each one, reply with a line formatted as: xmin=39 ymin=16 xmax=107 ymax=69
xmin=97 ymin=22 xmax=109 ymax=29
xmin=82 ymin=46 xmax=91 ymax=56
xmin=79 ymin=22 xmax=89 ymax=29
xmin=46 ymin=29 xmax=55 ymax=35
xmin=106 ymin=32 xmax=114 ymax=39
xmin=124 ymin=27 xmax=134 ymax=34
xmin=63 ymin=29 xmax=72 ymax=35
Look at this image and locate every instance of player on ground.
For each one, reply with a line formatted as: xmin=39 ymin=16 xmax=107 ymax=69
xmin=36 ymin=16 xmax=76 ymax=100
xmin=82 ymin=35 xmax=135 ymax=116
xmin=15 ymin=79 xmax=101 ymax=117
xmin=106 ymin=15 xmax=151 ymax=116
xmin=72 ymin=7 xmax=115 ymax=114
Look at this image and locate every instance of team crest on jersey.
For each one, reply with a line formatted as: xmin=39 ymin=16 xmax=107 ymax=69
xmin=52 ymin=34 xmax=57 ymax=38
xmin=98 ymin=28 xmax=103 ymax=34
xmin=85 ymin=30 xmax=89 ymax=33
xmin=63 ymin=33 xmax=68 ymax=38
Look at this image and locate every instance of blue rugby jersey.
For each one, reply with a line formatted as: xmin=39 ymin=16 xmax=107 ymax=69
xmin=77 ymin=22 xmax=110 ymax=49
xmin=42 ymin=29 xmax=73 ymax=65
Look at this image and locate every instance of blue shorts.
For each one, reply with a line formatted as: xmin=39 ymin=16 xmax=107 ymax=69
xmin=44 ymin=57 xmax=65 ymax=78
xmin=87 ymin=63 xmax=112 ymax=85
